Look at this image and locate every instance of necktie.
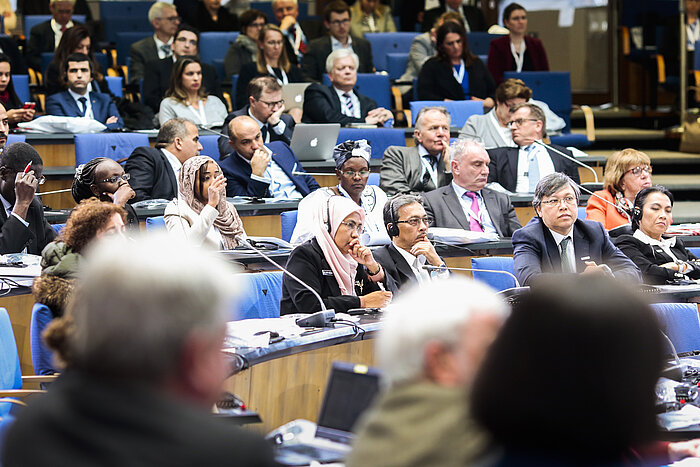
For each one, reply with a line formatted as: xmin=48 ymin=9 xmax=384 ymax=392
xmin=290 ymin=26 xmax=306 ymax=54
xmin=343 ymin=92 xmax=354 ymax=116
xmin=463 ymin=192 xmax=483 ymax=232
xmin=161 ymin=44 xmax=172 ymax=57
xmin=525 ymin=144 xmax=539 ymax=193
xmin=78 ymin=97 xmax=87 ymax=116
xmin=559 ymin=237 xmax=574 ymax=273
xmin=422 ymin=154 xmax=438 ymax=188
xmin=60 ymin=25 xmax=66 ymax=33
xmin=261 ymin=124 xmax=269 ymax=143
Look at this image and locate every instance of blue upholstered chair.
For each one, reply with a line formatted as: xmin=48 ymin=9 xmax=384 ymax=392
xmin=280 ymin=210 xmax=298 ymax=243
xmin=652 ymin=303 xmax=700 ymax=354
xmin=688 ymin=247 xmax=700 ymax=259
xmin=145 ymin=216 xmax=166 ymax=231
xmin=24 ymin=15 xmax=86 ymax=39
xmin=470 ymin=256 xmax=516 ymax=292
xmin=30 ymin=304 xmax=55 ymax=376
xmin=6 ymin=134 xmax=26 ymax=145
xmin=50 ymin=223 xmax=65 ymax=235
xmin=409 ymin=100 xmax=483 ymax=127
xmin=386 ymin=53 xmax=409 ymax=80
xmin=74 ymin=133 xmax=149 ymax=166
xmin=11 ymin=75 xmax=30 ymax=104
xmin=368 ymin=173 xmax=380 ymax=186
xmin=115 ymin=32 xmax=152 ymax=67
xmin=577 ymin=206 xmax=587 ymax=220
xmin=235 ymin=271 xmax=284 ymax=320
xmin=105 ymin=76 xmax=124 ymax=98
xmin=323 ymin=73 xmax=392 ymax=109
xmin=199 ymin=32 xmax=240 ymax=67
xmin=336 ymin=128 xmax=405 ymax=159
xmin=466 ymin=32 xmax=501 ymax=55
xmin=100 ymin=1 xmax=153 ymax=43
xmin=199 ymin=134 xmax=221 ymax=162
xmin=364 ymin=32 xmax=419 ymax=71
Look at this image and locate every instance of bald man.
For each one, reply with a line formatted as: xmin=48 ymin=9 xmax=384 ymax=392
xmin=218 ymin=116 xmax=320 ymax=198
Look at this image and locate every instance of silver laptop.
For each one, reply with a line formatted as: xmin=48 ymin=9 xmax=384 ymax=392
xmin=290 ymin=123 xmax=340 ymax=162
xmin=281 ymin=82 xmax=311 ymax=110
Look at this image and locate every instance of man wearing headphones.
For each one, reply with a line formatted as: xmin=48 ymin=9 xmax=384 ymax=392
xmin=373 ymin=194 xmax=448 ymax=290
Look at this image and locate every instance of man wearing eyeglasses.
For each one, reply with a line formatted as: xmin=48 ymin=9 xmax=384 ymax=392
xmin=486 ymin=102 xmax=580 ymax=194
xmin=26 ymin=0 xmax=82 ymax=72
xmin=512 ymin=172 xmax=639 ymax=286
xmin=129 ymin=2 xmax=180 ymax=84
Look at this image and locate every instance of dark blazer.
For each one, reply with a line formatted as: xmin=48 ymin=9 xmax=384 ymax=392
xmin=235 ymin=62 xmax=304 ymax=109
xmin=0 ymin=36 xmax=28 ymax=75
xmin=486 ymin=144 xmax=581 ymax=193
xmin=129 ymin=36 xmax=159 ymax=84
xmin=26 ymin=20 xmax=83 ymax=71
xmin=219 ymin=141 xmax=320 ymax=198
xmin=512 ymin=217 xmax=640 ymax=286
xmin=44 ymin=61 xmax=110 ymax=96
xmin=217 ymin=105 xmax=296 ymax=158
xmin=302 ymin=83 xmax=377 ymax=125
xmin=45 ymin=90 xmax=124 ymax=130
xmin=487 ymin=35 xmax=550 ymax=84
xmin=124 ymin=146 xmax=178 ymax=202
xmin=422 ymin=184 xmax=521 ymax=237
xmin=280 ymin=238 xmax=391 ymax=315
xmin=142 ymin=57 xmax=222 ymax=113
xmin=302 ymin=35 xmax=374 ymax=82
xmin=614 ymin=233 xmax=700 ymax=285
xmin=0 ymin=197 xmax=55 ymax=255
xmin=417 ymin=56 xmax=495 ymax=101
xmin=379 ymin=145 xmax=452 ymax=196
xmin=190 ymin=2 xmax=238 ymax=32
xmin=422 ymin=4 xmax=487 ymax=32
xmin=372 ymin=242 xmax=445 ymax=291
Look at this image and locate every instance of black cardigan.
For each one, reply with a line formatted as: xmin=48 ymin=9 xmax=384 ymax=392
xmin=417 ymin=56 xmax=495 ymax=101
xmin=613 ymin=233 xmax=700 ymax=284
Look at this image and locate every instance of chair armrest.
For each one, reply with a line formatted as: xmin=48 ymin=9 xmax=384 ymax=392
xmin=0 ymin=390 xmax=45 ymax=398
xmin=0 ymin=397 xmax=27 ymax=407
xmin=656 ymin=54 xmax=666 ymax=84
xmin=574 ymin=104 xmax=596 ymax=142
xmin=222 ymin=91 xmax=232 ymax=113
xmin=621 ymin=26 xmax=630 ymax=55
xmin=22 ymin=375 xmax=58 ymax=384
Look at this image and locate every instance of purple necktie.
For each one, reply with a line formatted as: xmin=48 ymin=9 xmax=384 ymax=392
xmin=464 ymin=192 xmax=483 ymax=232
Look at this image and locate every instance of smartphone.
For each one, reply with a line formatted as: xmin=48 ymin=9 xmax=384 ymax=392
xmin=22 ymin=102 xmax=35 ymax=110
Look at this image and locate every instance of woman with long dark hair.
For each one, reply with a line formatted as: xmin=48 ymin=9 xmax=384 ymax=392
xmin=0 ymin=54 xmax=35 ymax=124
xmin=45 ymin=25 xmax=108 ymax=96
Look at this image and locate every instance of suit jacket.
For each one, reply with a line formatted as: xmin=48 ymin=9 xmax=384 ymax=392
xmin=614 ymin=233 xmax=700 ymax=285
xmin=372 ymin=243 xmax=419 ymax=291
xmin=422 ymin=4 xmax=487 ymax=32
xmin=486 ymin=144 xmax=580 ymax=193
xmin=26 ymin=20 xmax=83 ymax=71
xmin=302 ymin=35 xmax=374 ymax=82
xmin=379 ymin=145 xmax=452 ymax=196
xmin=422 ymin=184 xmax=521 ymax=237
xmin=282 ymin=20 xmax=325 ymax=67
xmin=0 ymin=197 xmax=55 ymax=255
xmin=129 ymin=36 xmax=159 ymax=84
xmin=302 ymin=83 xmax=378 ymax=125
xmin=487 ymin=35 xmax=550 ymax=84
xmin=217 ymin=105 xmax=296 ymax=158
xmin=400 ymin=32 xmax=434 ymax=82
xmin=219 ymin=141 xmax=320 ymax=198
xmin=512 ymin=217 xmax=640 ymax=286
xmin=417 ymin=56 xmax=495 ymax=101
xmin=45 ymin=91 xmax=124 ymax=130
xmin=124 ymin=146 xmax=178 ymax=202
xmin=142 ymin=57 xmax=222 ymax=113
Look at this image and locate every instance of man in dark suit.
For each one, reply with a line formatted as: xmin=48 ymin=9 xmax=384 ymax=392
xmin=302 ymin=49 xmax=392 ymax=126
xmin=272 ymin=0 xmax=323 ymax=66
xmin=142 ymin=25 xmax=222 ymax=114
xmin=25 ymin=0 xmax=81 ymax=71
xmin=218 ymin=76 xmax=295 ymax=159
xmin=512 ymin=172 xmax=640 ymax=287
xmin=423 ymin=140 xmax=520 ymax=238
xmin=422 ymin=0 xmax=487 ymax=33
xmin=45 ymin=53 xmax=124 ymax=130
xmin=302 ymin=0 xmax=374 ymax=82
xmin=487 ymin=102 xmax=580 ymax=193
xmin=125 ymin=118 xmax=202 ymax=202
xmin=129 ymin=2 xmax=180 ymax=84
xmin=219 ymin=115 xmax=319 ymax=198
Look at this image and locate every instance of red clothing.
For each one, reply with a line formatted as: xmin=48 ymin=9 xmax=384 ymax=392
xmin=585 ymin=189 xmax=631 ymax=231
xmin=487 ymin=35 xmax=549 ymax=84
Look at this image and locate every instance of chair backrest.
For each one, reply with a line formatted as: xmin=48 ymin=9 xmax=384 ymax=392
xmin=199 ymin=134 xmax=221 ymax=162
xmin=503 ymin=71 xmax=573 ymax=132
xmin=336 ymin=128 xmax=405 ymax=159
xmin=74 ymin=133 xmax=150 ymax=166
xmin=688 ymin=247 xmax=700 ymax=259
xmin=145 ymin=216 xmax=165 ymax=231
xmin=6 ymin=134 xmax=26 ymax=145
xmin=30 ymin=304 xmax=56 ymax=376
xmin=386 ymin=52 xmax=409 ymax=80
xmin=100 ymin=1 xmax=153 ymax=43
xmin=280 ymin=210 xmax=298 ymax=242
xmin=231 ymin=74 xmax=239 ymax=109
xmin=409 ymin=100 xmax=483 ymax=127
xmin=105 ymin=76 xmax=123 ymax=98
xmin=235 ymin=271 xmax=284 ymax=320
xmin=12 ymin=75 xmax=30 ymax=104
xmin=466 ymin=32 xmax=501 ymax=55
xmin=470 ymin=256 xmax=516 ymax=292
xmin=364 ymin=32 xmax=419 ymax=71
xmin=115 ymin=31 xmax=153 ymax=67
xmin=0 ymin=307 xmax=21 ymax=416
xmin=652 ymin=303 xmax=700 ymax=354
xmin=577 ymin=206 xmax=587 ymax=220
xmin=322 ymin=73 xmax=391 ymax=109
xmin=24 ymin=15 xmax=86 ymax=38
xmin=367 ymin=172 xmax=380 ymax=186
xmin=50 ymin=223 xmax=65 ymax=235
xmin=199 ymin=32 xmax=240 ymax=66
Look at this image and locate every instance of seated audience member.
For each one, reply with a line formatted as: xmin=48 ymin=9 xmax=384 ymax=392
xmin=302 ymin=0 xmax=374 ymax=82
xmin=0 ymin=54 xmax=35 ymax=125
xmin=422 ymin=0 xmax=486 ymax=34
xmin=45 ymin=53 xmax=124 ymax=130
xmin=373 ymin=194 xmax=448 ymax=290
xmin=143 ymin=25 xmax=222 ymax=114
xmin=380 ymin=106 xmax=451 ymax=196
xmin=191 ymin=0 xmax=238 ymax=32
xmin=45 ymin=25 xmax=108 ymax=96
xmin=586 ymin=148 xmax=651 ymax=231
xmin=218 ymin=76 xmax=296 ymax=158
xmin=349 ymin=0 xmax=396 ymax=38
xmin=0 ymin=0 xmax=16 ymax=32
xmin=614 ymin=186 xmax=700 ymax=284
xmin=280 ymin=195 xmax=394 ymax=315
xmin=487 ymin=3 xmax=549 ymax=84
xmin=302 ymin=49 xmax=392 ymax=126
xmin=164 ymin=156 xmax=245 ymax=249
xmin=512 ymin=173 xmax=640 ymax=286
xmin=423 ymin=139 xmax=520 ymax=237
xmin=129 ymin=2 xmax=180 ymax=84
xmin=472 ymin=275 xmax=700 ymax=466
xmin=417 ymin=21 xmax=495 ymax=106
xmin=224 ymin=9 xmax=267 ymax=80
xmin=347 ymin=277 xmax=506 ymax=467
xmin=274 ymin=0 xmax=323 ymax=66
xmin=158 ymin=56 xmax=227 ymax=127
xmin=2 ymin=234 xmax=277 ymax=466
xmin=291 ymin=140 xmax=388 ymax=244
xmin=125 ymin=118 xmax=202 ymax=202
xmin=26 ymin=0 xmax=80 ymax=71
xmin=72 ymin=157 xmax=138 ymax=228
xmin=487 ymin=103 xmax=579 ymax=193
xmin=235 ymin=24 xmax=304 ymax=110
xmin=220 ymin=115 xmax=319 ymax=198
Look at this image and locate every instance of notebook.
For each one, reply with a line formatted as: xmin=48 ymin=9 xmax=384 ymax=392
xmin=289 ymin=123 xmax=340 ymax=162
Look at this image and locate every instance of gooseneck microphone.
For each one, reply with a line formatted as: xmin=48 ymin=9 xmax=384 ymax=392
xmin=422 ymin=264 xmax=521 ymax=288
xmin=534 ymin=140 xmax=599 ymax=184
xmin=575 ymin=183 xmax=632 ymax=223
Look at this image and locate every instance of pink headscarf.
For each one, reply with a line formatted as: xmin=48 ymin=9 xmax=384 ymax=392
xmin=313 ymin=196 xmax=365 ymax=296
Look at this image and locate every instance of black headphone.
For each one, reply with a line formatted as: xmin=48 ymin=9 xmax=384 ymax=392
xmin=386 ymin=198 xmax=399 ymax=237
xmin=324 ymin=195 xmax=333 ymax=233
xmin=632 ymin=206 xmax=642 ymax=221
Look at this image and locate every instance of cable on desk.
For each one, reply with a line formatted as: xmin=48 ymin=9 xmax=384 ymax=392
xmin=332 ymin=319 xmax=365 ymax=340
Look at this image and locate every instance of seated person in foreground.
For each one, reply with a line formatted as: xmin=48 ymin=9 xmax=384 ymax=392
xmin=423 ymin=139 xmax=520 ymax=237
xmin=45 ymin=53 xmax=124 ymax=130
xmin=164 ymin=156 xmax=246 ymax=250
xmin=512 ymin=173 xmax=640 ymax=286
xmin=291 ymin=140 xmax=387 ymax=244
xmin=280 ymin=195 xmax=394 ymax=315
xmin=487 ymin=103 xmax=579 ymax=193
xmin=219 ymin=115 xmax=319 ymax=198
xmin=302 ymin=49 xmax=392 ymax=126
xmin=614 ymin=186 xmax=700 ymax=284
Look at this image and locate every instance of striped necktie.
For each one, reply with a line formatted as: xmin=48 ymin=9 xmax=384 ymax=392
xmin=343 ymin=92 xmax=354 ymax=116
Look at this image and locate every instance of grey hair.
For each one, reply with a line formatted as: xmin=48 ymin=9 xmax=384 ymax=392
xmin=450 ymin=138 xmax=487 ymax=163
xmin=272 ymin=0 xmax=297 ymax=7
xmin=50 ymin=0 xmax=76 ymax=4
xmin=511 ymin=102 xmax=547 ymax=138
xmin=69 ymin=232 xmax=241 ymax=381
xmin=532 ymin=172 xmax=580 ymax=211
xmin=149 ymin=1 xmax=176 ymax=23
xmin=383 ymin=194 xmax=423 ymax=236
xmin=326 ymin=49 xmax=359 ymax=75
xmin=156 ymin=118 xmax=190 ymax=148
xmin=414 ymin=106 xmax=451 ymax=131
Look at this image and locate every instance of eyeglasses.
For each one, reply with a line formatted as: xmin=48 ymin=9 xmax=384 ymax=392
xmin=626 ymin=165 xmax=652 ymax=176
xmin=396 ymin=216 xmax=433 ymax=227
xmin=540 ymin=196 xmax=577 ymax=207
xmin=507 ymin=118 xmax=539 ymax=129
xmin=339 ymin=220 xmax=363 ymax=233
xmin=175 ymin=37 xmax=198 ymax=46
xmin=329 ymin=19 xmax=351 ymax=26
xmin=342 ymin=170 xmax=370 ymax=178
xmin=257 ymin=98 xmax=284 ymax=108
xmin=100 ymin=174 xmax=130 ymax=184
xmin=159 ymin=15 xmax=180 ymax=22
xmin=249 ymin=21 xmax=266 ymax=28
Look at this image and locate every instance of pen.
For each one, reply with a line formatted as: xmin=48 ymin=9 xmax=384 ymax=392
xmin=22 ymin=161 xmax=32 ymax=175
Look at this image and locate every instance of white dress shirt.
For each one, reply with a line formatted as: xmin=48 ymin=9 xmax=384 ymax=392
xmin=515 ymin=140 xmax=556 ymax=193
xmin=243 ymin=146 xmax=302 ymax=199
xmin=330 ymin=34 xmax=353 ymax=52
xmin=161 ymin=148 xmax=182 ymax=192
xmin=633 ymin=229 xmax=681 ymax=263
xmin=51 ymin=19 xmax=73 ymax=49
xmin=548 ymin=226 xmax=576 ymax=273
xmin=487 ymin=109 xmax=515 ymax=147
xmin=67 ymin=88 xmax=94 ymax=119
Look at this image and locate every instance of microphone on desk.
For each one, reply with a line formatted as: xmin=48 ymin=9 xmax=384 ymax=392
xmin=534 ymin=140 xmax=600 ymax=184
xmin=35 ymin=188 xmax=73 ymax=196
xmin=422 ymin=264 xmax=521 ymax=288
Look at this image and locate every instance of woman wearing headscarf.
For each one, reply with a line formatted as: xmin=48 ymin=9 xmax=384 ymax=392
xmin=164 ymin=155 xmax=246 ymax=249
xmin=280 ymin=196 xmax=394 ymax=315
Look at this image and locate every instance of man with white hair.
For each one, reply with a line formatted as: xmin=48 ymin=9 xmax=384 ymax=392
xmin=129 ymin=2 xmax=181 ymax=84
xmin=2 ymin=233 xmax=276 ymax=466
xmin=346 ymin=277 xmax=508 ymax=467
xmin=26 ymin=0 xmax=81 ymax=71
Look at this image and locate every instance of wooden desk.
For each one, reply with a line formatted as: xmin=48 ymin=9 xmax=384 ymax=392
xmin=2 ymin=289 xmax=36 ymax=376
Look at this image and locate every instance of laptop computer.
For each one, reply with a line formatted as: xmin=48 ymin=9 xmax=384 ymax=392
xmin=281 ymin=83 xmax=311 ymax=111
xmin=273 ymin=361 xmax=381 ymax=466
xmin=289 ymin=123 xmax=340 ymax=162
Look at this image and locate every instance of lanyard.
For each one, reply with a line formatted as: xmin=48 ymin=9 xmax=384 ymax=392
xmin=366 ymin=14 xmax=376 ymax=32
xmin=452 ymin=59 xmax=465 ymax=84
xmin=510 ymin=40 xmax=527 ymax=72
xmin=421 ymin=155 xmax=438 ymax=188
xmin=266 ymin=64 xmax=289 ymax=85
xmin=187 ymin=100 xmax=207 ymax=125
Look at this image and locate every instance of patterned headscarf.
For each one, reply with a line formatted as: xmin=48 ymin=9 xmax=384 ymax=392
xmin=332 ymin=139 xmax=371 ymax=169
